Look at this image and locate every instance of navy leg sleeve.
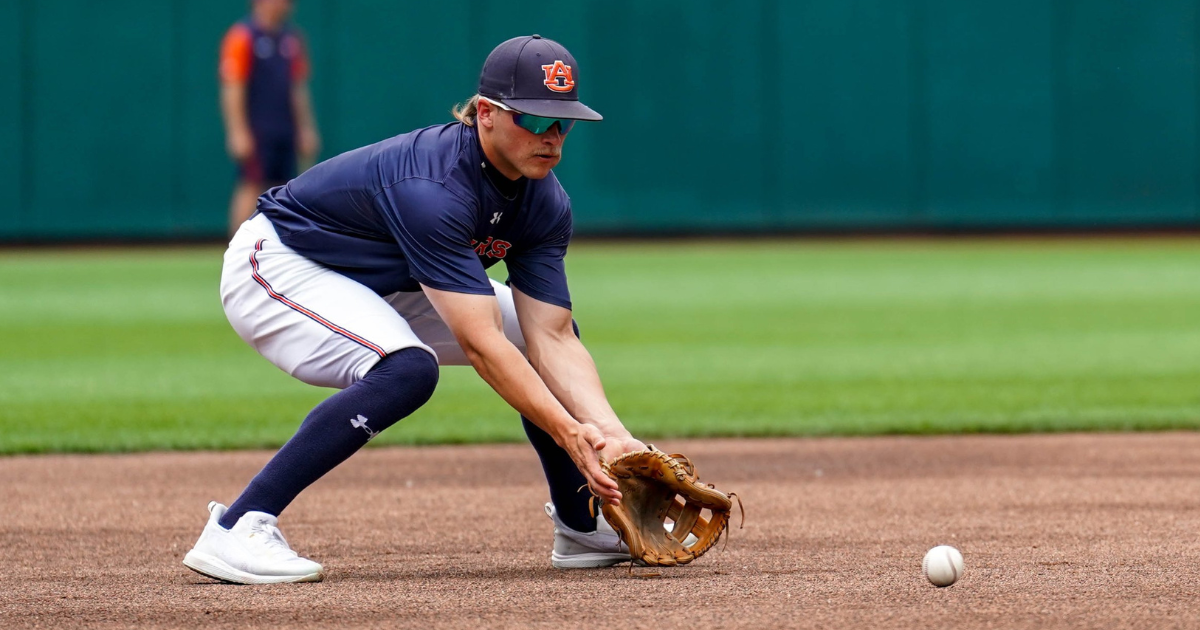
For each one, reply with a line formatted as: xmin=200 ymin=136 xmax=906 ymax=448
xmin=523 ymin=319 xmax=596 ymax=533
xmin=219 ymin=348 xmax=439 ymax=528
xmin=522 ymin=416 xmax=595 ymax=532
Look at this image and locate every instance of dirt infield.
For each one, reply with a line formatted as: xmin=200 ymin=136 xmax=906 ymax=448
xmin=4 ymin=434 xmax=1200 ymax=629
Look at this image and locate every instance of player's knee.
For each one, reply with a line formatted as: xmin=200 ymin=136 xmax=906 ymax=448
xmin=393 ymin=347 xmax=440 ymax=406
xmin=405 ymin=349 xmax=440 ymax=406
xmin=366 ymin=347 xmax=440 ymax=410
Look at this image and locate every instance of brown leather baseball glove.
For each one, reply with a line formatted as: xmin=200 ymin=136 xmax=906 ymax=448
xmin=599 ymin=448 xmax=738 ymax=566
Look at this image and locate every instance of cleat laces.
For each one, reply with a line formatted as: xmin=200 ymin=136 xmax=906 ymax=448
xmin=247 ymin=519 xmax=300 ymax=560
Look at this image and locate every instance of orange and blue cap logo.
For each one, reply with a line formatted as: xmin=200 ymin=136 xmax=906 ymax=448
xmin=541 ymin=60 xmax=575 ymax=93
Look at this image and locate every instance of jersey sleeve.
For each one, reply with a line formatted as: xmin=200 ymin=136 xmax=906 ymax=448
xmin=505 ymin=206 xmax=573 ymax=310
xmin=219 ymin=24 xmax=253 ymax=83
xmin=376 ymin=179 xmax=495 ymax=296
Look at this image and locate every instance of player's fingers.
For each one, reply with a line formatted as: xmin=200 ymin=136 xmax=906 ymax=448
xmin=580 ymin=449 xmax=621 ymax=503
xmin=589 ymin=463 xmax=618 ymax=492
xmin=567 ymin=428 xmax=621 ymax=503
xmin=588 ymin=473 xmax=621 ymax=505
xmin=589 ymin=476 xmax=619 ymax=497
xmin=580 ymin=426 xmax=612 ymax=460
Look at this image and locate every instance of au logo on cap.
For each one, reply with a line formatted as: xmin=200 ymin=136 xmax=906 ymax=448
xmin=541 ymin=60 xmax=575 ymax=93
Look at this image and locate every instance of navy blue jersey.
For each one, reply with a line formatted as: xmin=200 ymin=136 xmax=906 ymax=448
xmin=257 ymin=123 xmax=574 ymax=309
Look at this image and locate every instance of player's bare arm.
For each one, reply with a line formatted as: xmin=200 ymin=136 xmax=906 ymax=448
xmin=290 ymin=81 xmax=321 ymax=162
xmin=217 ymin=23 xmax=255 ymax=162
xmin=420 ymin=285 xmax=622 ymax=504
xmin=511 ymin=287 xmax=646 ymax=462
xmin=219 ymin=82 xmax=254 ymax=161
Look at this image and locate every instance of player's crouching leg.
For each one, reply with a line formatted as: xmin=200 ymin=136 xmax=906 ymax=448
xmin=183 ymin=349 xmax=440 ymax=584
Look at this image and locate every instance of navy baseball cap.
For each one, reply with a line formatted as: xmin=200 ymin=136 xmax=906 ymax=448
xmin=478 ymin=35 xmax=602 ymax=121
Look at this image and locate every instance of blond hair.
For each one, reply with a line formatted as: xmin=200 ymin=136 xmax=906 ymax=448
xmin=452 ymin=95 xmax=480 ymax=126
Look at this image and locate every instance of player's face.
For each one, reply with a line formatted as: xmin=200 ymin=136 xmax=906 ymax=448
xmin=488 ymin=106 xmax=567 ymax=180
xmin=254 ymin=0 xmax=294 ymax=24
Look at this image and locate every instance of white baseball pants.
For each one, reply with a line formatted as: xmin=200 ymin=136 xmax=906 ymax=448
xmin=220 ymin=214 xmax=527 ymax=389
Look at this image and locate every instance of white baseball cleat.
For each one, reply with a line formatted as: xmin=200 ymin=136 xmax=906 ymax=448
xmin=545 ymin=502 xmax=631 ymax=569
xmin=183 ymin=501 xmax=324 ymax=584
xmin=544 ymin=502 xmax=700 ymax=569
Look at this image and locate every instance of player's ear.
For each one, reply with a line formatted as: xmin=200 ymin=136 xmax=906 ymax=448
xmin=476 ymin=99 xmax=494 ymax=130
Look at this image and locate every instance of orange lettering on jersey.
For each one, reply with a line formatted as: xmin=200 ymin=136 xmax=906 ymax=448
xmin=541 ymin=61 xmax=575 ymax=93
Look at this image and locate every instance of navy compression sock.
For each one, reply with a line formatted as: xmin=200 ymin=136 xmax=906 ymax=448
xmin=522 ymin=415 xmax=596 ymax=533
xmin=219 ymin=348 xmax=439 ymax=529
xmin=522 ymin=319 xmax=597 ymax=532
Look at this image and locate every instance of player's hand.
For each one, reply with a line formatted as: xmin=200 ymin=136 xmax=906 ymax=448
xmin=599 ymin=434 xmax=647 ymax=465
xmin=562 ymin=424 xmax=622 ymax=506
xmin=227 ymin=128 xmax=255 ymax=161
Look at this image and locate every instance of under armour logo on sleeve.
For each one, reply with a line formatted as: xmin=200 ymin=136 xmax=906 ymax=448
xmin=490 ymin=212 xmax=503 ymax=224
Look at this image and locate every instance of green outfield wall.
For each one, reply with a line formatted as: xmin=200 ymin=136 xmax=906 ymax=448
xmin=2 ymin=0 xmax=1198 ymax=239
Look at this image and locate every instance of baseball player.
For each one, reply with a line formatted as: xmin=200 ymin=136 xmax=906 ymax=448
xmin=220 ymin=0 xmax=321 ymax=235
xmin=184 ymin=35 xmax=647 ymax=584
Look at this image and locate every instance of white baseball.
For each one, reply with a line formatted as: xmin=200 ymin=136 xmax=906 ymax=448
xmin=922 ymin=545 xmax=964 ymax=587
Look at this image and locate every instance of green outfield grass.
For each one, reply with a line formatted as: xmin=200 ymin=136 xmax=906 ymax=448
xmin=1 ymin=238 xmax=1198 ymax=454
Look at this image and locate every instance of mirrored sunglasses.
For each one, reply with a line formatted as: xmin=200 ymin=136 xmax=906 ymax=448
xmin=481 ymin=97 xmax=576 ymax=135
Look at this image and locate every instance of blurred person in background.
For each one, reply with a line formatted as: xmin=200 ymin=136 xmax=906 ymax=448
xmin=220 ymin=0 xmax=321 ymax=235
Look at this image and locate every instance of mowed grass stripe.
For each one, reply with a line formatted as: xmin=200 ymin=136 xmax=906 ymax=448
xmin=0 ymin=239 xmax=1197 ymax=454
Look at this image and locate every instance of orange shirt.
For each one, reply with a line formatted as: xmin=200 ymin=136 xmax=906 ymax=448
xmin=219 ymin=22 xmax=309 ymax=84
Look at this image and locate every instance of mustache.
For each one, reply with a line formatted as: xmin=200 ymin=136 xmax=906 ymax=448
xmin=533 ymin=149 xmax=561 ymax=158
